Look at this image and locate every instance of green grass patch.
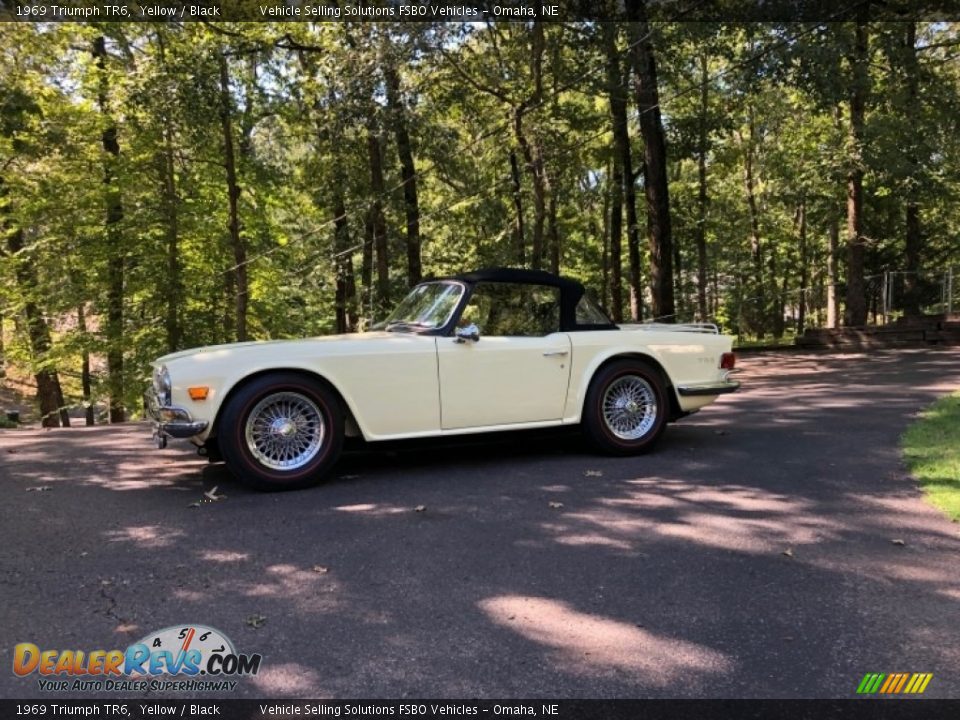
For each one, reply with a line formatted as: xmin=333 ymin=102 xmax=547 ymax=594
xmin=902 ymin=392 xmax=960 ymax=522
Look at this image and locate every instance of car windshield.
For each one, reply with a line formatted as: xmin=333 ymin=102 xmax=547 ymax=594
xmin=383 ymin=281 xmax=464 ymax=332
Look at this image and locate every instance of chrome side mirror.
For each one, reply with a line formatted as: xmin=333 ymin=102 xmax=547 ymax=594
xmin=454 ymin=323 xmax=480 ymax=343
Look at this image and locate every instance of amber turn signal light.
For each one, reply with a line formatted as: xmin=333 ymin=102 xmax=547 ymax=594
xmin=188 ymin=386 xmax=210 ymax=401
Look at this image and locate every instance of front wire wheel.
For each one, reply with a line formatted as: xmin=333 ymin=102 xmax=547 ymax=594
xmin=219 ymin=373 xmax=344 ymax=491
xmin=244 ymin=392 xmax=326 ymax=471
xmin=584 ymin=360 xmax=668 ymax=455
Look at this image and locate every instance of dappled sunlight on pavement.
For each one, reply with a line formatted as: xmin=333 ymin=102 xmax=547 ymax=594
xmin=0 ymin=423 xmax=205 ymax=492
xmin=2 ymin=349 xmax=960 ymax=698
xmin=480 ymin=595 xmax=733 ymax=683
xmin=249 ymin=663 xmax=331 ymax=698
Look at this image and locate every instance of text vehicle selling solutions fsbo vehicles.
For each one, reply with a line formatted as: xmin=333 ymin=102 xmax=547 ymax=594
xmin=145 ymin=269 xmax=739 ymax=491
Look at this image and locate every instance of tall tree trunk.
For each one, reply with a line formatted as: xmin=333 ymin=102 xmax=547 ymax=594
xmin=93 ymin=36 xmax=125 ymax=422
xmin=625 ymin=0 xmax=674 ymax=321
xmin=156 ymin=30 xmax=181 ymax=353
xmin=2 ymin=220 xmax=68 ymax=428
xmin=384 ymin=63 xmax=421 ymax=286
xmin=509 ymin=149 xmax=525 ymax=264
xmin=902 ymin=22 xmax=922 ymax=317
xmin=361 ymin=215 xmax=374 ymax=321
xmin=366 ymin=129 xmax=389 ymax=313
xmin=330 ymin=129 xmax=357 ymax=334
xmin=332 ymin=191 xmax=356 ymax=334
xmin=695 ymin=52 xmax=710 ymax=322
xmin=601 ymin=164 xmax=611 ymax=310
xmin=712 ymin=265 xmax=719 ymax=318
xmin=844 ymin=14 xmax=869 ymax=326
xmin=739 ymin=115 xmax=765 ymax=339
xmin=513 ymin=105 xmax=547 ymax=270
xmin=78 ymin=304 xmax=95 ymax=426
xmin=769 ymin=243 xmax=784 ymax=340
xmin=161 ymin=121 xmax=182 ymax=352
xmin=827 ymin=214 xmax=840 ymax=328
xmin=797 ymin=200 xmax=808 ymax=335
xmin=218 ymin=52 xmax=248 ymax=342
xmin=673 ymin=212 xmax=684 ymax=320
xmin=327 ymin=109 xmax=357 ymax=332
xmin=547 ymin=186 xmax=560 ymax=274
xmin=609 ymin=150 xmax=624 ymax=323
xmin=603 ymin=23 xmax=634 ymax=323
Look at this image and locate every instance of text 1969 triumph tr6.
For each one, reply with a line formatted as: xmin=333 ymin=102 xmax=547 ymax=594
xmin=146 ymin=268 xmax=739 ymax=491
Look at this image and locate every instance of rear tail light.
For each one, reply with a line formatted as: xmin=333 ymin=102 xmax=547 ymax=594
xmin=720 ymin=352 xmax=736 ymax=370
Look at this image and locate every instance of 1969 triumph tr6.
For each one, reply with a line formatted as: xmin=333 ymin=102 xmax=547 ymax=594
xmin=146 ymin=268 xmax=739 ymax=491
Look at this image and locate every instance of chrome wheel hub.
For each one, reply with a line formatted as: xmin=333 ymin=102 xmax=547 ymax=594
xmin=245 ymin=392 xmax=325 ymax=471
xmin=602 ymin=375 xmax=657 ymax=441
xmin=271 ymin=418 xmax=297 ymax=438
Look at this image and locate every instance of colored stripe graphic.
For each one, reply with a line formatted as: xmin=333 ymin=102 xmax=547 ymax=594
xmin=857 ymin=673 xmax=885 ymax=694
xmin=893 ymin=673 xmax=909 ymax=693
xmin=856 ymin=672 xmax=932 ymax=694
xmin=905 ymin=673 xmax=933 ymax=694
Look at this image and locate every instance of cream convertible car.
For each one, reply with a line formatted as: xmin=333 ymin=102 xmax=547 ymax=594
xmin=146 ymin=269 xmax=739 ymax=491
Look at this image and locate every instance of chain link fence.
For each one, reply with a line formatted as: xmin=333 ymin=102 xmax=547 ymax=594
xmin=878 ymin=268 xmax=957 ymax=322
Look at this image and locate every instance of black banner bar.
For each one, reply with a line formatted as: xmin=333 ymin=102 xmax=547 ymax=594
xmin=4 ymin=700 xmax=960 ymax=720
xmin=1 ymin=0 xmax=959 ymax=23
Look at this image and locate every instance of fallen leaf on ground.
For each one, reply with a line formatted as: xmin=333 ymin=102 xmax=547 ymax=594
xmin=7 ymin=449 xmax=18 ymax=454
xmin=246 ymin=614 xmax=267 ymax=629
xmin=204 ymin=486 xmax=226 ymax=501
xmin=312 ymin=565 xmax=330 ymax=574
xmin=26 ymin=486 xmax=51 ymax=492
xmin=414 ymin=505 xmax=426 ymax=512
xmin=548 ymin=501 xmax=564 ymax=509
xmin=891 ymin=538 xmax=906 ymax=546
xmin=782 ymin=548 xmax=794 ymax=558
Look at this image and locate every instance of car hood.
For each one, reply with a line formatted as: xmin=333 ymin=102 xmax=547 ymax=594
xmin=155 ymin=331 xmax=396 ymax=365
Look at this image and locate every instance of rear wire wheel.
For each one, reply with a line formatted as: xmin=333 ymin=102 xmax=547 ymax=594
xmin=583 ymin=360 xmax=668 ymax=455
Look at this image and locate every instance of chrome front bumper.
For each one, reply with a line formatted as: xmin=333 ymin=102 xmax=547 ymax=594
xmin=676 ymin=379 xmax=741 ymax=397
xmin=144 ymin=390 xmax=209 ymax=448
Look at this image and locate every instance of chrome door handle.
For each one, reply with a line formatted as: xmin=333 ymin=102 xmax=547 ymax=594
xmin=542 ymin=350 xmax=569 ymax=357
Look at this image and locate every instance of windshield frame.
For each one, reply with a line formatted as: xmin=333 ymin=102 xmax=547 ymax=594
xmin=382 ymin=280 xmax=467 ymax=334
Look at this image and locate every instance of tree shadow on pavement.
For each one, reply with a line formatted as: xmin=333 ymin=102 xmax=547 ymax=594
xmin=1 ymin=349 xmax=959 ymax=699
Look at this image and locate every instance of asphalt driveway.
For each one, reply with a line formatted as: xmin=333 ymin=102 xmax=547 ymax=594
xmin=1 ymin=349 xmax=959 ymax=699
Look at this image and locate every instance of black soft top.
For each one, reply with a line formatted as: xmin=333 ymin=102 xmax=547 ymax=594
xmin=443 ymin=267 xmax=616 ymax=332
xmin=452 ymin=267 xmax=584 ymax=295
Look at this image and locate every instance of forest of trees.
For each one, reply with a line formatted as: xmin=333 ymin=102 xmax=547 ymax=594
xmin=1 ymin=17 xmax=959 ymax=426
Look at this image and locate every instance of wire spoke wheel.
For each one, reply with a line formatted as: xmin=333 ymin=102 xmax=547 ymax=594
xmin=244 ymin=391 xmax=325 ymax=471
xmin=601 ymin=374 xmax=658 ymax=441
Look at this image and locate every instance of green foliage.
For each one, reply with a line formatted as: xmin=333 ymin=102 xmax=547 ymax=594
xmin=0 ymin=20 xmax=958 ymax=420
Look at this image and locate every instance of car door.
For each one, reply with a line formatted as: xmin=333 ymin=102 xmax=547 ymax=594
xmin=436 ymin=282 xmax=572 ymax=430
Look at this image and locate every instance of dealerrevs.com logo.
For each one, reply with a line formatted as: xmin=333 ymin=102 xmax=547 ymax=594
xmin=13 ymin=624 xmax=262 ymax=692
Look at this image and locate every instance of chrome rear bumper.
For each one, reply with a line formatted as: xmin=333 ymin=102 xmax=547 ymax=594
xmin=144 ymin=391 xmax=208 ymax=447
xmin=676 ymin=379 xmax=741 ymax=397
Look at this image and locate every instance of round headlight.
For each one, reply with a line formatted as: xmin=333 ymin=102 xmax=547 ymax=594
xmin=153 ymin=365 xmax=172 ymax=406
